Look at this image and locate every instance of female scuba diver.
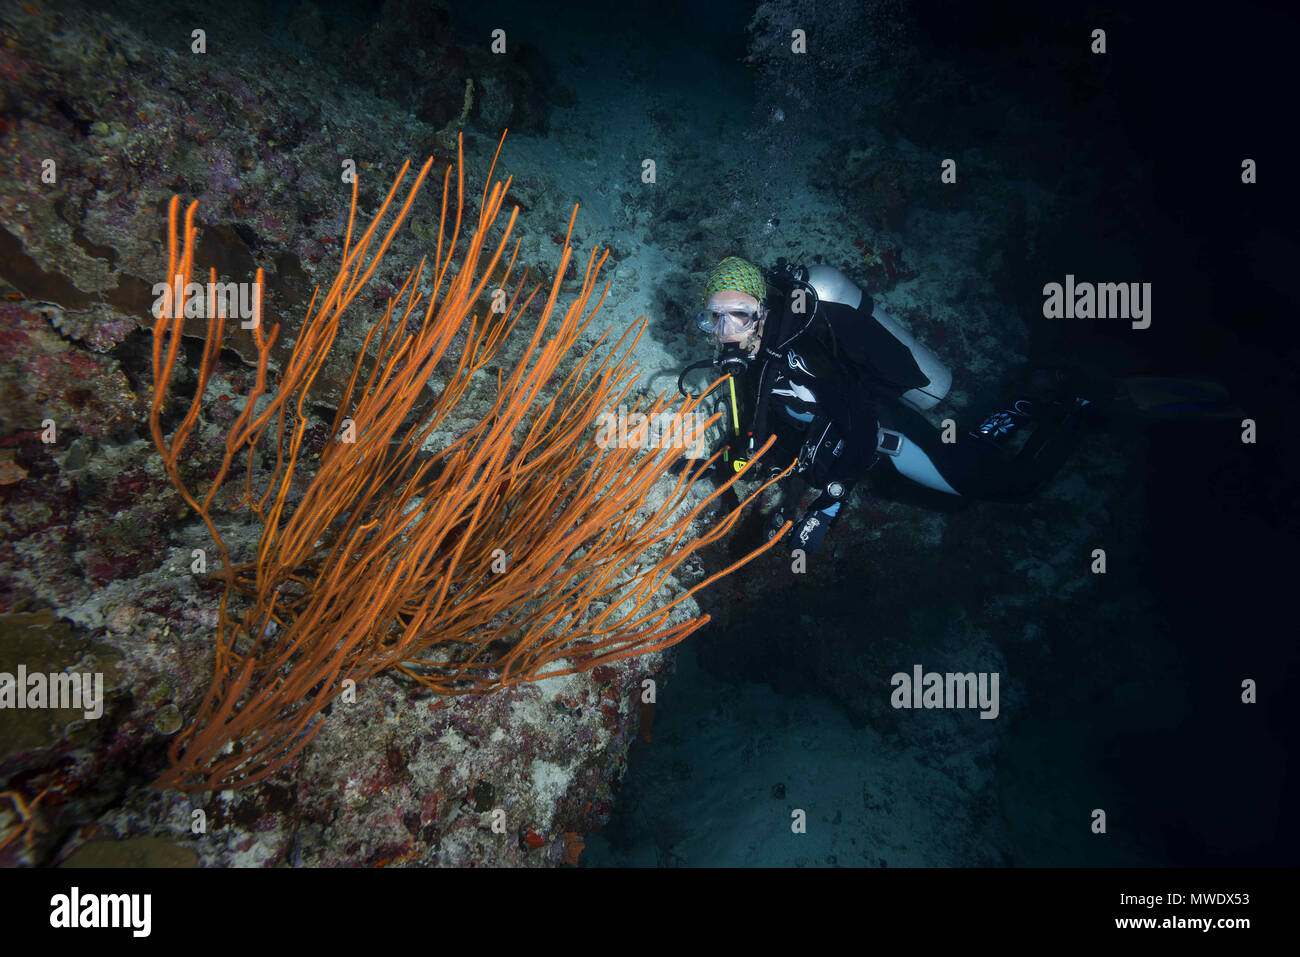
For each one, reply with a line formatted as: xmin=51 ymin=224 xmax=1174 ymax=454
xmin=678 ymin=256 xmax=1196 ymax=555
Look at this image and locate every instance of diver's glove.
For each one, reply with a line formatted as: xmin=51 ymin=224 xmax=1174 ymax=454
xmin=758 ymin=465 xmax=798 ymax=542
xmin=765 ymin=504 xmax=791 ymax=543
xmin=790 ymin=507 xmax=834 ymax=554
xmin=788 ymin=485 xmax=848 ymax=555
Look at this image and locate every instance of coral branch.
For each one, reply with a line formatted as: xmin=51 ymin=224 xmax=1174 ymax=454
xmin=150 ymin=134 xmax=787 ymax=792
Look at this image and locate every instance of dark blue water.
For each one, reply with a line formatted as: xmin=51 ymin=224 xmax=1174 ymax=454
xmin=584 ymin=0 xmax=1299 ymax=867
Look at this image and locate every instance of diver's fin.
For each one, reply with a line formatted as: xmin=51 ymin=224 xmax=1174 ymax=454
xmin=1114 ymin=377 xmax=1239 ymax=420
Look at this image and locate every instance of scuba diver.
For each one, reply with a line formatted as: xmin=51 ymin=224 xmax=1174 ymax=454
xmin=678 ymin=256 xmax=1233 ymax=556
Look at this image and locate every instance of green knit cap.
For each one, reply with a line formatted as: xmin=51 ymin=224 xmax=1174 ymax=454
xmin=702 ymin=257 xmax=765 ymax=305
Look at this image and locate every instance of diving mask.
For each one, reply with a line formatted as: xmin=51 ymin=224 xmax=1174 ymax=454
xmin=695 ymin=291 xmax=763 ymax=342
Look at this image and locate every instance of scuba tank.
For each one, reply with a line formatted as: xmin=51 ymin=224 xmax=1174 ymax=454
xmin=784 ymin=260 xmax=951 ymax=413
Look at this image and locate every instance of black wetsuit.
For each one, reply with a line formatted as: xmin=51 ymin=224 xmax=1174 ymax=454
xmin=733 ymin=292 xmax=880 ymax=493
xmin=729 ymin=263 xmax=1094 ymax=552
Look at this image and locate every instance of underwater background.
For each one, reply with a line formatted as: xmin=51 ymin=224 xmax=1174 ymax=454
xmin=0 ymin=0 xmax=1295 ymax=867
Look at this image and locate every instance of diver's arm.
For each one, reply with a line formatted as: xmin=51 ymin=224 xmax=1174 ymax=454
xmin=793 ymin=360 xmax=879 ymax=555
xmin=787 ymin=481 xmax=854 ymax=555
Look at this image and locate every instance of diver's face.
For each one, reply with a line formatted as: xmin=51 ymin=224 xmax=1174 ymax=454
xmin=700 ymin=291 xmax=764 ymax=356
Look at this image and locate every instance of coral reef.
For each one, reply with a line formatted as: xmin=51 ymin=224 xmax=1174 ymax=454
xmin=0 ymin=0 xmax=721 ymax=866
xmin=149 ymin=138 xmax=785 ymax=791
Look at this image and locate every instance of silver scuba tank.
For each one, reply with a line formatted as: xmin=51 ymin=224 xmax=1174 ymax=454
xmin=805 ymin=264 xmax=951 ymax=412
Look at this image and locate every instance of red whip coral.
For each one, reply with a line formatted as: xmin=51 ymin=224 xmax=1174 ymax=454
xmin=150 ymin=135 xmax=789 ymax=791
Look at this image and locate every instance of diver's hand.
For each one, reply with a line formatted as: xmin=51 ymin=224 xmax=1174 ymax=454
xmin=765 ymin=507 xmax=791 ymax=543
xmin=790 ymin=507 xmax=833 ymax=555
xmin=758 ymin=466 xmax=797 ymax=542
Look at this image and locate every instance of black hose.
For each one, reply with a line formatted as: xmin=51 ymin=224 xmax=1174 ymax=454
xmin=677 ymin=358 xmax=719 ymax=400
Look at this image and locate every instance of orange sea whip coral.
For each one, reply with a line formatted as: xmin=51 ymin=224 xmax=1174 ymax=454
xmin=149 ymin=135 xmax=790 ymax=792
xmin=0 ymin=788 xmax=46 ymax=856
